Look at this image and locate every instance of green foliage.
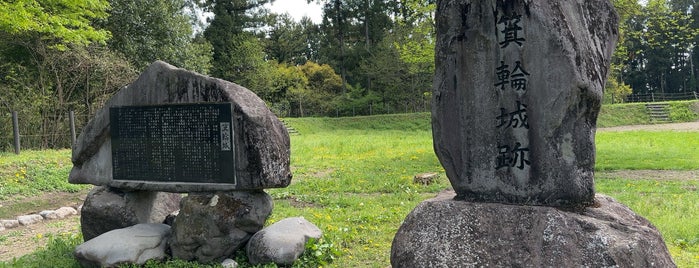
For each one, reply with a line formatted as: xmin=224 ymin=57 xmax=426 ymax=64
xmin=0 ymin=43 xmax=136 ymax=150
xmin=266 ymin=15 xmax=319 ymax=65
xmin=203 ymin=0 xmax=273 ymax=80
xmin=297 ymin=238 xmax=340 ymax=267
xmin=618 ymin=0 xmax=699 ymax=94
xmin=103 ymin=0 xmax=213 ymax=73
xmin=669 ymin=101 xmax=699 ymax=122
xmin=603 ymin=77 xmax=633 ymax=104
xmin=0 ymin=0 xmax=110 ymax=47
xmin=213 ymin=33 xmax=270 ymax=92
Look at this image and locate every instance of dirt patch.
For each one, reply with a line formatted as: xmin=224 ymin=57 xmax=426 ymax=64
xmin=0 ymin=216 xmax=81 ymax=262
xmin=597 ymin=170 xmax=699 ymax=181
xmin=281 ymin=196 xmax=323 ymax=208
xmin=598 ymin=121 xmax=699 ymax=132
xmin=0 ymin=189 xmax=89 ymax=219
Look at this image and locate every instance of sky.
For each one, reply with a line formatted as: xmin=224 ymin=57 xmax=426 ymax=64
xmin=267 ymin=0 xmax=323 ymax=23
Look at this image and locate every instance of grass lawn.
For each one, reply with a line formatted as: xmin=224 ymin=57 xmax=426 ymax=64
xmin=1 ymin=113 xmax=698 ymax=267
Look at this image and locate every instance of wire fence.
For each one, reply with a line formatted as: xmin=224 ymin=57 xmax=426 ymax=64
xmin=1 ymin=111 xmax=81 ymax=154
xmin=625 ymin=91 xmax=699 ymax=103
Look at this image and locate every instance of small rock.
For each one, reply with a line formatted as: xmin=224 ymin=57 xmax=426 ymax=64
xmin=17 ymin=214 xmax=43 ymax=226
xmin=0 ymin=225 xmax=5 ymax=232
xmin=40 ymin=210 xmax=58 ymax=220
xmin=163 ymin=210 xmax=179 ymax=226
xmin=413 ymin=172 xmax=439 ymax=185
xmin=221 ymin=259 xmax=239 ymax=268
xmin=1 ymin=219 xmax=19 ymax=229
xmin=246 ymin=217 xmax=323 ymax=266
xmin=74 ymin=223 xmax=171 ymax=267
xmin=55 ymin=207 xmax=78 ymax=218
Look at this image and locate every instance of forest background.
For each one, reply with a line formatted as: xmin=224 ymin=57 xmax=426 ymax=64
xmin=0 ymin=0 xmax=697 ymax=150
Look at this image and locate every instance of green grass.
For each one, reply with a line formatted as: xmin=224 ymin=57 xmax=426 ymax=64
xmin=0 ymin=149 xmax=88 ymax=198
xmin=597 ymin=100 xmax=699 ymax=127
xmin=2 ymin=112 xmax=699 ymax=267
xmin=0 ymin=149 xmax=90 ymax=219
xmin=595 ymin=131 xmax=699 ymax=170
xmin=669 ymin=101 xmax=699 ymax=122
xmin=598 ymin=102 xmax=651 ymax=127
xmin=596 ymin=177 xmax=699 ymax=267
xmin=1 ymin=233 xmax=84 ymax=268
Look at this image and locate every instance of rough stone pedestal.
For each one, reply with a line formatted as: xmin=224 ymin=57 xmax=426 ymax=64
xmin=80 ymin=186 xmax=181 ymax=241
xmin=391 ymin=191 xmax=676 ymax=267
xmin=170 ymin=191 xmax=273 ymax=263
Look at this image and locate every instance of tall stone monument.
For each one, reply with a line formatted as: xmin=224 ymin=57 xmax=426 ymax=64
xmin=391 ymin=1 xmax=675 ymax=266
xmin=432 ymin=0 xmax=616 ymax=207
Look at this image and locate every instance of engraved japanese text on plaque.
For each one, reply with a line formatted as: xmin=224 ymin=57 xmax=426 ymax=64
xmin=110 ymin=103 xmax=236 ymax=185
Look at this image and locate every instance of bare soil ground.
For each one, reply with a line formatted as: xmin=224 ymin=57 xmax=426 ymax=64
xmin=1 ymin=121 xmax=698 ymax=262
xmin=597 ymin=121 xmax=699 ymax=132
xmin=0 ymin=190 xmax=88 ymax=262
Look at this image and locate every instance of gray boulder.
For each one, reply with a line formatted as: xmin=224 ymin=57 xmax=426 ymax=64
xmin=39 ymin=210 xmax=58 ymax=220
xmin=80 ymin=186 xmax=181 ymax=241
xmin=17 ymin=214 xmax=43 ymax=225
xmin=432 ymin=0 xmax=618 ymax=206
xmin=246 ymin=217 xmax=322 ymax=266
xmin=391 ymin=191 xmax=675 ymax=267
xmin=170 ymin=191 xmax=273 ymax=262
xmin=1 ymin=219 xmax=19 ymax=229
xmin=69 ymin=61 xmax=291 ymax=192
xmin=74 ymin=223 xmax=171 ymax=267
xmin=55 ymin=206 xmax=78 ymax=218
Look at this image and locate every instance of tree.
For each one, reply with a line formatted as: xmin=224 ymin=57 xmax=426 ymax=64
xmin=266 ymin=14 xmax=308 ymax=64
xmin=608 ymin=0 xmax=642 ymax=102
xmin=0 ymin=0 xmax=110 ymax=48
xmin=0 ymin=0 xmax=139 ymax=149
xmin=201 ymin=0 xmax=274 ymax=80
xmin=102 ymin=0 xmax=213 ymax=73
xmin=620 ymin=0 xmax=698 ymax=95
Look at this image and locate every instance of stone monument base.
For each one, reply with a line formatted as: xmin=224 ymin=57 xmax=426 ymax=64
xmin=391 ymin=190 xmax=675 ymax=267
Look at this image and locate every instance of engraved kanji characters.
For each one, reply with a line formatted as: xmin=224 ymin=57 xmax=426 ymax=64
xmin=494 ymin=12 xmax=531 ymax=171
xmin=498 ymin=15 xmax=525 ymax=48
xmin=496 ymin=142 xmax=531 ymax=170
xmin=496 ymin=101 xmax=528 ymax=129
xmin=494 ymin=61 xmax=529 ymax=92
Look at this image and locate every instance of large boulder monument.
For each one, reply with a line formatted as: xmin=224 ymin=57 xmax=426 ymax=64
xmin=69 ymin=61 xmax=319 ymax=265
xmin=391 ymin=0 xmax=676 ymax=267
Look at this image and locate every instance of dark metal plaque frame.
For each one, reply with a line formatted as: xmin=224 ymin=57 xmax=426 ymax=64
xmin=110 ymin=103 xmax=236 ymax=185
